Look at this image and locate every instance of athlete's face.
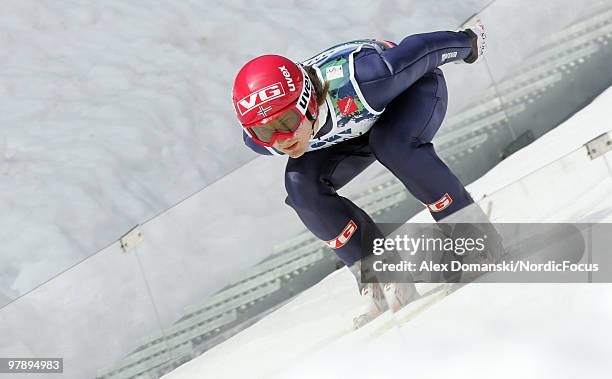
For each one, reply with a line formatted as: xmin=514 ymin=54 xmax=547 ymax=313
xmin=273 ymin=118 xmax=315 ymax=158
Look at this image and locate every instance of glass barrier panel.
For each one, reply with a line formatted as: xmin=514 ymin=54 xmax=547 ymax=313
xmin=0 ymin=242 xmax=165 ymax=379
xmin=480 ymin=0 xmax=612 ymax=151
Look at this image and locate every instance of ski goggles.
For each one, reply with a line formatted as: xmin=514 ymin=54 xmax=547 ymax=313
xmin=244 ymin=107 xmax=307 ymax=147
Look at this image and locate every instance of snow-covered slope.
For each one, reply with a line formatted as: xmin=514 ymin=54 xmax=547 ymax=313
xmin=162 ymin=86 xmax=612 ymax=379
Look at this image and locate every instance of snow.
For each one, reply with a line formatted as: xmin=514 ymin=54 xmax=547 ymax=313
xmin=162 ymin=86 xmax=612 ymax=379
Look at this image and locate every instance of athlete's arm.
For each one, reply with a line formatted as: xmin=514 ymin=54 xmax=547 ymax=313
xmin=354 ymin=31 xmax=474 ymax=111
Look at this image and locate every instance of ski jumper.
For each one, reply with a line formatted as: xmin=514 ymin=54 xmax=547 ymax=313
xmin=243 ymin=31 xmax=476 ymax=266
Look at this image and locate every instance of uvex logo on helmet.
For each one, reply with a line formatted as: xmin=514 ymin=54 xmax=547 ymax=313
xmin=278 ymin=66 xmax=296 ymax=92
xmin=296 ymin=70 xmax=312 ymax=115
xmin=236 ymin=82 xmax=286 ymax=116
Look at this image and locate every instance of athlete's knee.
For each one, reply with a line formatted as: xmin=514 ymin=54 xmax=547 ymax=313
xmin=370 ymin=132 xmax=420 ymax=167
xmin=430 ymin=68 xmax=448 ymax=100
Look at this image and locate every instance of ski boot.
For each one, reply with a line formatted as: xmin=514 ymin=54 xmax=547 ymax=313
xmin=353 ymin=281 xmax=389 ymax=329
xmin=349 ymin=261 xmax=389 ymax=329
xmin=382 ymin=282 xmax=417 ymax=313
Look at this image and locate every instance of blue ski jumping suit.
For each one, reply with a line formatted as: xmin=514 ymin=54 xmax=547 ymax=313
xmin=242 ymin=31 xmax=477 ymax=266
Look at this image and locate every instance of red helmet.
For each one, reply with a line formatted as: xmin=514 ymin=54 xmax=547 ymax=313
xmin=232 ymin=55 xmax=319 ymax=147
